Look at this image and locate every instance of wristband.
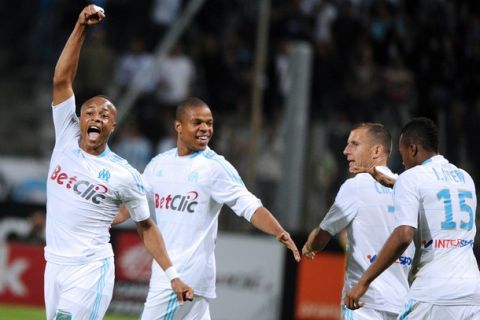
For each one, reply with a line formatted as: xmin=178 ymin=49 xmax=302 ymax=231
xmin=165 ymin=266 xmax=180 ymax=281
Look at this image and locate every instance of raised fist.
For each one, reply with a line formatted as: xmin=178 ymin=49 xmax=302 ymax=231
xmin=79 ymin=4 xmax=106 ymax=26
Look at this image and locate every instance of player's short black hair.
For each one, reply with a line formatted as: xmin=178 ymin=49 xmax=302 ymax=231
xmin=80 ymin=95 xmax=116 ymax=112
xmin=400 ymin=117 xmax=439 ymax=152
xmin=176 ymin=97 xmax=209 ymax=121
xmin=352 ymin=122 xmax=392 ymax=155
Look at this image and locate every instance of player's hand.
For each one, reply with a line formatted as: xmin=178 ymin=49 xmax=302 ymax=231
xmin=301 ymin=242 xmax=316 ymax=259
xmin=344 ymin=281 xmax=368 ymax=310
xmin=351 ymin=165 xmax=396 ymax=188
xmin=171 ymin=278 xmax=194 ymax=305
xmin=79 ymin=4 xmax=106 ymax=26
xmin=276 ymin=231 xmax=301 ymax=262
xmin=302 ymin=228 xmax=319 ymax=259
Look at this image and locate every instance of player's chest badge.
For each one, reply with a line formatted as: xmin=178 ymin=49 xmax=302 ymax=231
xmin=188 ymin=170 xmax=199 ymax=183
xmin=98 ymin=168 xmax=111 ymax=182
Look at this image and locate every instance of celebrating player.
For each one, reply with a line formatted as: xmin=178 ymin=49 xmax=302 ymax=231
xmin=302 ymin=123 xmax=414 ymax=319
xmin=345 ymin=118 xmax=480 ymax=319
xmin=114 ymin=97 xmax=300 ymax=319
xmin=45 ymin=5 xmax=192 ymax=319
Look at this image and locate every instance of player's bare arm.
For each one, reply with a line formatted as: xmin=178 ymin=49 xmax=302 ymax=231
xmin=344 ymin=225 xmax=414 ymax=310
xmin=350 ymin=165 xmax=397 ymax=188
xmin=52 ymin=4 xmax=105 ymax=105
xmin=136 ymin=218 xmax=194 ymax=304
xmin=250 ymin=207 xmax=301 ymax=262
xmin=301 ymin=227 xmax=333 ymax=259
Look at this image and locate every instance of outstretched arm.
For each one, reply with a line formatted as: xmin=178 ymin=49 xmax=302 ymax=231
xmin=250 ymin=207 xmax=301 ymax=262
xmin=52 ymin=5 xmax=105 ymax=105
xmin=344 ymin=225 xmax=414 ymax=310
xmin=301 ymin=227 xmax=333 ymax=259
xmin=136 ymin=218 xmax=194 ymax=304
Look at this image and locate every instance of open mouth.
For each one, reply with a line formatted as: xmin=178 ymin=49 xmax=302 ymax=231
xmin=87 ymin=125 xmax=101 ymax=140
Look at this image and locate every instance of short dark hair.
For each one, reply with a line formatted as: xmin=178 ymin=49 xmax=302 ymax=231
xmin=80 ymin=95 xmax=116 ymax=112
xmin=176 ymin=97 xmax=209 ymax=121
xmin=400 ymin=117 xmax=439 ymax=152
xmin=352 ymin=122 xmax=392 ymax=155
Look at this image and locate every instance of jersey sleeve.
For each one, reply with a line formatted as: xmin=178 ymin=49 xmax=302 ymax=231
xmin=141 ymin=165 xmax=157 ymax=219
xmin=393 ymin=170 xmax=419 ymax=228
xmin=119 ymin=168 xmax=150 ymax=222
xmin=209 ymin=157 xmax=262 ymax=222
xmin=320 ymin=178 xmax=359 ymax=236
xmin=51 ymin=95 xmax=80 ymax=150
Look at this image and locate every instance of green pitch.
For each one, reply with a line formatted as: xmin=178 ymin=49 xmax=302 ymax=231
xmin=0 ymin=305 xmax=138 ymax=320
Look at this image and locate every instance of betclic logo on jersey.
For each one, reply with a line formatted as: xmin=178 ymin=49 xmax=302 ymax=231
xmin=50 ymin=165 xmax=109 ymax=204
xmin=155 ymin=191 xmax=199 ymax=213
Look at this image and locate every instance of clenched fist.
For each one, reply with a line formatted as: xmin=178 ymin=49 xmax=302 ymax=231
xmin=79 ymin=4 xmax=106 ymax=26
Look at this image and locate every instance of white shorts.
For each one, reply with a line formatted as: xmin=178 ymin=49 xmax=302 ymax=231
xmin=398 ymin=299 xmax=480 ymax=320
xmin=341 ymin=305 xmax=398 ymax=320
xmin=141 ymin=288 xmax=210 ymax=320
xmin=44 ymin=257 xmax=114 ymax=320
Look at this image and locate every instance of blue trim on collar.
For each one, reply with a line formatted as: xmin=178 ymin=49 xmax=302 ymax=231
xmin=421 ymin=157 xmax=434 ymax=165
xmin=189 ymin=151 xmax=202 ymax=158
xmin=97 ymin=146 xmax=111 ymax=158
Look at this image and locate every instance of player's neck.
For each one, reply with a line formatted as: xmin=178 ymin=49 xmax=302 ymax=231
xmin=79 ymin=141 xmax=107 ymax=156
xmin=416 ymin=151 xmax=437 ymax=165
xmin=370 ymin=156 xmax=388 ymax=168
xmin=177 ymin=145 xmax=193 ymax=157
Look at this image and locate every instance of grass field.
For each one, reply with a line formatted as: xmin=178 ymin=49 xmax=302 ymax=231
xmin=0 ymin=305 xmax=138 ymax=320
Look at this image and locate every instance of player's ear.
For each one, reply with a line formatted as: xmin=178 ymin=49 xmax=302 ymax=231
xmin=372 ymin=144 xmax=382 ymax=158
xmin=409 ymin=144 xmax=417 ymax=157
xmin=174 ymin=120 xmax=182 ymax=134
xmin=111 ymin=121 xmax=116 ymax=133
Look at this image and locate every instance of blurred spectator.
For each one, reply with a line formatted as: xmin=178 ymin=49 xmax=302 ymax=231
xmin=381 ymin=55 xmax=414 ymax=125
xmin=5 ymin=210 xmax=46 ymax=245
xmin=136 ymin=42 xmax=195 ymax=144
xmin=154 ymin=43 xmax=195 ymax=109
xmin=256 ymin=121 xmax=283 ymax=209
xmin=308 ymin=0 xmax=338 ymax=45
xmin=274 ymin=40 xmax=291 ymax=103
xmin=345 ymin=42 xmax=380 ymax=120
xmin=150 ymin=0 xmax=182 ymax=45
xmin=113 ymin=38 xmax=155 ymax=96
xmin=22 ymin=210 xmax=46 ymax=245
xmin=198 ymin=34 xmax=240 ymax=115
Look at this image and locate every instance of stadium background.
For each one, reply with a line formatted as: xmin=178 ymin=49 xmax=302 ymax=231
xmin=0 ymin=0 xmax=479 ymax=319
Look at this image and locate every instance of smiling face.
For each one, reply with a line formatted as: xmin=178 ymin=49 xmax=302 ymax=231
xmin=78 ymin=96 xmax=117 ymax=155
xmin=343 ymin=127 xmax=378 ymax=173
xmin=175 ymin=103 xmax=213 ymax=156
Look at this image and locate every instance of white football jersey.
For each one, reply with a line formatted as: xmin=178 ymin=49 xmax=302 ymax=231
xmin=143 ymin=147 xmax=262 ymax=299
xmin=320 ymin=171 xmax=414 ymax=313
xmin=394 ymin=155 xmax=480 ymax=304
xmin=45 ymin=96 xmax=150 ymax=265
